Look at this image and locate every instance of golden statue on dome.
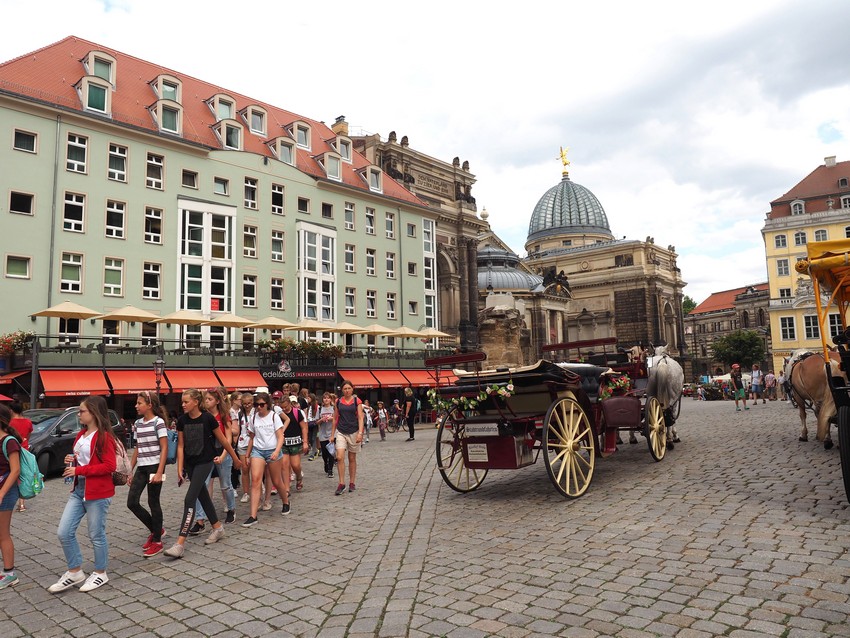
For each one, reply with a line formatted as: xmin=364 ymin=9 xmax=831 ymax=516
xmin=559 ymin=146 xmax=570 ymax=177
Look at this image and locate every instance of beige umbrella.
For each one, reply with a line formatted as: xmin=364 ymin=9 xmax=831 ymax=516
xmin=246 ymin=316 xmax=297 ymax=330
xmin=151 ymin=310 xmax=207 ymax=326
xmin=331 ymin=321 xmax=368 ymax=335
xmin=33 ymin=300 xmax=100 ymax=319
xmin=384 ymin=326 xmax=425 ymax=339
xmin=202 ymin=313 xmax=254 ymax=328
xmin=418 ymin=326 xmax=451 ymax=339
xmin=358 ymin=323 xmax=395 ymax=336
xmin=293 ymin=318 xmax=335 ymax=332
xmin=94 ymin=305 xmax=160 ymax=322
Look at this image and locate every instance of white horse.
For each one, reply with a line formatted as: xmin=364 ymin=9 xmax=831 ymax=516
xmin=645 ymin=344 xmax=685 ymax=448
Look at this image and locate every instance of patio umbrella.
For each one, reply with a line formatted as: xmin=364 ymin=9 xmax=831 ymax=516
xmin=293 ymin=318 xmax=335 ymax=332
xmin=94 ymin=305 xmax=160 ymax=323
xmin=358 ymin=323 xmax=395 ymax=336
xmin=384 ymin=326 xmax=425 ymax=339
xmin=32 ymin=300 xmax=100 ymax=320
xmin=202 ymin=313 xmax=254 ymax=328
xmin=331 ymin=321 xmax=368 ymax=335
xmin=246 ymin=316 xmax=297 ymax=330
xmin=418 ymin=327 xmax=451 ymax=339
xmin=151 ymin=310 xmax=207 ymax=326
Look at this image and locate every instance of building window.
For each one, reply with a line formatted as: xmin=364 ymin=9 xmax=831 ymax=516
xmin=424 ymin=257 xmax=435 ymax=291
xmin=271 ymin=230 xmax=284 ymax=262
xmin=297 ymin=197 xmax=310 ymax=214
xmin=146 ymin=153 xmax=164 ymax=189
xmin=104 ymin=257 xmax=123 ymax=296
xmin=407 ymin=223 xmax=416 ymax=237
xmin=366 ymin=249 xmax=376 ymax=276
xmin=344 ymin=244 xmax=355 ymax=272
xmin=777 ymin=259 xmax=789 ymax=277
xmin=244 ymin=177 xmax=258 ymax=209
xmin=794 ymin=231 xmax=806 ymax=246
xmin=13 ymin=130 xmax=36 ymax=153
xmin=846 ymin=226 xmax=850 ymax=239
xmin=143 ymin=262 xmax=161 ymax=299
xmin=321 ymin=280 xmax=333 ymax=320
xmin=407 ymin=262 xmax=417 ymax=276
xmin=214 ymin=177 xmax=229 ymax=195
xmin=145 ymin=207 xmax=163 ymax=244
xmin=344 ymin=202 xmax=355 ymax=230
xmin=63 ymin=192 xmax=85 ymax=232
xmin=160 ymin=105 xmax=180 ymax=133
xmin=104 ymin=143 xmax=128 ymax=182
xmin=322 ymin=202 xmax=333 ymax=219
xmin=366 ymin=290 xmax=376 ymax=318
xmin=105 ymin=200 xmax=125 ymax=238
xmin=181 ymin=264 xmax=203 ymax=311
xmin=5 ymin=255 xmax=30 ymax=279
xmin=774 ymin=234 xmax=786 ymax=249
xmin=243 ymin=225 xmax=257 ymax=258
xmin=298 ymin=225 xmax=336 ymax=326
xmin=214 ymin=97 xmax=233 ymax=120
xmin=220 ymin=123 xmax=241 ymax=150
xmin=829 ymin=313 xmax=842 ymax=338
xmin=385 ymin=212 xmax=395 ymax=239
xmin=365 ymin=208 xmax=375 ymax=235
xmin=247 ymin=107 xmax=266 ymax=135
xmin=304 ymin=278 xmax=317 ymax=319
xmin=295 ymin=123 xmax=311 ymax=149
xmin=368 ymin=168 xmax=382 ymax=193
xmin=57 ymin=318 xmax=80 ymax=344
xmin=791 ymin=201 xmax=804 ymax=215
xmin=272 ymin=184 xmax=284 ymax=215
xmin=269 ymin=138 xmax=295 ymax=165
xmin=842 ymin=196 xmax=850 ymax=210
xmin=345 ymin=287 xmax=355 ymax=316
xmin=60 ymin=253 xmax=82 ymax=292
xmin=182 ymin=170 xmax=198 ymax=188
xmin=160 ymin=79 xmax=179 ymax=101
xmin=815 ymin=229 xmax=828 ymax=242
xmin=780 ymin=316 xmax=796 ymax=340
xmin=338 ymin=138 xmax=352 ymax=162
xmin=243 ymin=274 xmax=257 ymax=308
xmin=387 ymin=293 xmax=396 ymax=320
xmin=423 ymin=219 xmax=434 ymax=253
xmin=386 ymin=252 xmax=395 ymax=279
xmin=84 ymin=80 xmax=109 ymax=113
xmin=271 ymin=278 xmax=284 ymax=309
xmin=804 ymin=315 xmax=820 ymax=340
xmin=66 ymin=134 xmax=87 ymax=172
xmin=101 ymin=320 xmax=120 ymax=346
xmin=320 ymin=236 xmax=333 ymax=275
xmin=91 ymin=56 xmax=112 ymax=81
xmin=408 ymin=301 xmax=418 ymax=315
xmin=779 ymin=287 xmax=792 ymax=299
xmin=9 ymin=191 xmax=33 ymax=215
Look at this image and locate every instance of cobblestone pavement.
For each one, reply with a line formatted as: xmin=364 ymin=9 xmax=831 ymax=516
xmin=2 ymin=399 xmax=849 ymax=637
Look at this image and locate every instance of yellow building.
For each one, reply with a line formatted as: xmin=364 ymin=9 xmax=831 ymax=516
xmin=763 ymin=156 xmax=850 ymax=371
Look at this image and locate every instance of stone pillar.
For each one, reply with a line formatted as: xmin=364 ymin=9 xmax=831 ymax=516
xmin=466 ymin=239 xmax=479 ymax=347
xmin=457 ymin=238 xmax=472 ymax=350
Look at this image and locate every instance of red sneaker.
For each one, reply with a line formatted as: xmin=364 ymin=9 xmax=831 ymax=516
xmin=142 ymin=529 xmax=166 ymax=550
xmin=143 ymin=542 xmax=164 ymax=558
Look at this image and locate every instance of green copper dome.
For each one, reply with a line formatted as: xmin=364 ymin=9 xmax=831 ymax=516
xmin=527 ymin=174 xmax=612 ymax=243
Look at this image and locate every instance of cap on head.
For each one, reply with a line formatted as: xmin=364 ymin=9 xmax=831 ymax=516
xmin=393 ymin=399 xmax=400 ymax=403
xmin=732 ymin=363 xmax=740 ymax=369
xmin=272 ymin=391 xmax=283 ymax=398
xmin=289 ymin=395 xmax=298 ymax=403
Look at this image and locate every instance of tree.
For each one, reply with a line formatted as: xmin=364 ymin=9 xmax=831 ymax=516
xmin=682 ymin=295 xmax=697 ymax=315
xmin=710 ymin=330 xmax=765 ymax=368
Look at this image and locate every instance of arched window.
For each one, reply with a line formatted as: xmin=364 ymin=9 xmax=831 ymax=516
xmin=794 ymin=231 xmax=807 ymax=246
xmin=741 ymin=311 xmax=750 ymax=328
xmin=791 ymin=200 xmax=804 ymax=215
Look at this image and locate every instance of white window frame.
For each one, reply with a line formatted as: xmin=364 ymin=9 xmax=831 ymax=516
xmin=5 ymin=255 xmax=30 ymax=279
xmin=365 ymin=208 xmax=375 ymax=235
xmin=243 ymin=274 xmax=257 ymax=308
xmin=143 ymin=262 xmax=161 ymax=300
xmin=182 ymin=169 xmax=198 ymax=189
xmin=9 ymin=191 xmax=34 ymax=216
xmin=145 ymin=207 xmax=163 ymax=244
xmin=344 ymin=244 xmax=355 ymax=272
xmin=779 ymin=288 xmax=792 ymax=299
xmin=804 ymin=315 xmax=820 ymax=340
xmin=368 ymin=168 xmax=382 ymax=193
xmin=366 ymin=290 xmax=376 ymax=318
xmin=63 ymin=192 xmax=85 ymax=233
xmin=244 ymin=177 xmax=258 ymax=209
xmin=344 ymin=202 xmax=355 ymax=230
xmin=842 ymin=196 xmax=850 ymax=210
xmin=297 ymin=197 xmax=310 ymax=214
xmin=105 ymin=200 xmax=125 ymax=239
xmin=366 ymin=248 xmax=376 ymax=276
xmin=243 ymin=225 xmax=257 ymax=258
xmin=777 ymin=259 xmax=789 ymax=277
xmin=13 ymin=129 xmax=37 ymax=153
xmin=774 ymin=234 xmax=786 ymax=249
xmin=387 ymin=292 xmax=396 ymax=320
xmin=107 ymin=143 xmax=127 ymax=182
xmin=794 ymin=231 xmax=806 ymax=246
xmin=271 ymin=230 xmax=284 ymax=262
xmin=214 ymin=177 xmax=229 ymax=195
xmin=324 ymin=153 xmax=341 ymax=181
xmin=814 ymin=229 xmax=828 ymax=242
xmin=386 ymin=252 xmax=395 ymax=279
xmin=66 ymin=133 xmax=87 ymax=172
xmin=272 ymin=183 xmax=284 ymax=215
xmin=780 ymin=316 xmax=796 ymax=340
xmin=294 ymin=122 xmax=311 ymax=150
xmin=60 ymin=252 xmax=82 ymax=293
xmin=829 ymin=313 xmax=843 ymax=338
xmin=271 ymin=278 xmax=284 ymax=310
xmin=345 ymin=287 xmax=356 ymax=316
xmin=146 ymin=153 xmax=164 ymax=189
xmin=246 ymin=106 xmax=267 ymax=136
xmin=408 ymin=300 xmax=419 ymax=316
xmin=104 ymin=257 xmax=124 ymax=296
xmin=407 ymin=223 xmax=416 ymax=237
xmin=385 ymin=212 xmax=395 ymax=239
xmin=791 ymin=200 xmax=804 ymax=215
xmin=337 ymin=137 xmax=352 ymax=162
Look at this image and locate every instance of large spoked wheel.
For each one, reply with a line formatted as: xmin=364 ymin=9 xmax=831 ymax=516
xmin=436 ymin=412 xmax=487 ymax=493
xmin=387 ymin=418 xmax=398 ymax=433
xmin=543 ymin=397 xmax=595 ymax=498
xmin=838 ymin=406 xmax=850 ymax=503
xmin=645 ymin=397 xmax=666 ymax=461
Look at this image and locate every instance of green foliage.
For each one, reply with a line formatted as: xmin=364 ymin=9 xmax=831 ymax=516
xmin=683 ymin=295 xmax=697 ymax=315
xmin=257 ymin=338 xmax=343 ymax=359
xmin=710 ymin=330 xmax=765 ymax=368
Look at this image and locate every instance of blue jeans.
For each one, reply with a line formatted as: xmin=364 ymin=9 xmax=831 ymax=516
xmin=57 ymin=481 xmax=111 ymax=571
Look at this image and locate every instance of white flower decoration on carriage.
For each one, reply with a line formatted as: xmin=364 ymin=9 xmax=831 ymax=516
xmin=428 ymin=381 xmax=516 ymax=414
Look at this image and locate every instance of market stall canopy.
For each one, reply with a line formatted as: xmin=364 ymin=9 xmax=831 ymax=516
xmin=202 ymin=313 xmax=254 ymax=328
xmin=151 ymin=310 xmax=207 ymax=326
xmin=94 ymin=305 xmax=160 ymax=322
xmin=32 ymin=301 xmax=100 ymax=320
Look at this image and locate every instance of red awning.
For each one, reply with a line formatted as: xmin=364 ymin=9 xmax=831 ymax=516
xmin=370 ymin=369 xmax=410 ymax=388
xmin=0 ymin=370 xmax=28 ymax=385
xmin=215 ymin=369 xmax=266 ymax=391
xmin=339 ymin=369 xmax=379 ymax=389
xmin=430 ymin=369 xmax=458 ymax=386
xmin=0 ymin=393 xmax=12 ymax=401
xmin=402 ymin=370 xmax=434 ymax=388
xmin=40 ymin=370 xmax=110 ymax=397
xmin=106 ymin=370 xmax=162 ymax=395
xmin=164 ymin=370 xmax=220 ymax=393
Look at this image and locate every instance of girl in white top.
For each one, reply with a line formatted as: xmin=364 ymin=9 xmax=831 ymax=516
xmin=317 ymin=393 xmax=336 ymax=478
xmin=242 ymin=392 xmax=290 ymax=527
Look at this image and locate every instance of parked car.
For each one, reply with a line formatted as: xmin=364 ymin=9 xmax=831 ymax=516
xmin=22 ymin=407 xmax=126 ymax=476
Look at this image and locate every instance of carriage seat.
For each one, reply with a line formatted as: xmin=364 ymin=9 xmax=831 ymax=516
xmin=558 ymin=364 xmax=610 ymax=402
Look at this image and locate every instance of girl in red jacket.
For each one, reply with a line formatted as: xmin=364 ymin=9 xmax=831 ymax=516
xmin=48 ymin=396 xmax=117 ymax=594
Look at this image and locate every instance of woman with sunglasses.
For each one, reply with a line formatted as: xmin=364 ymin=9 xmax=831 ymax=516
xmin=242 ymin=393 xmax=290 ymax=527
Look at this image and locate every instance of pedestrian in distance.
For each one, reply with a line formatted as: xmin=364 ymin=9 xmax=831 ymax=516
xmin=0 ymin=404 xmax=22 ymax=589
xmin=403 ymin=387 xmax=417 ymax=441
xmin=49 ymin=396 xmax=117 ymax=593
xmin=317 ymin=392 xmax=336 ymax=477
xmin=306 ymin=393 xmax=320 ymax=460
xmin=278 ymin=396 xmax=309 ymax=499
xmin=750 ymin=364 xmax=764 ymax=404
xmin=730 ymin=363 xmax=748 ymax=411
xmin=164 ymin=389 xmax=242 ymax=558
xmin=236 ymin=392 xmax=254 ymax=503
xmin=332 ymin=380 xmax=364 ymax=495
xmin=376 ymin=401 xmax=388 ymax=441
xmin=127 ymin=391 xmax=169 ymax=558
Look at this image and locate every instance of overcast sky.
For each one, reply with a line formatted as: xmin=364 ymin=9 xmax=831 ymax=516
xmin=2 ymin=0 xmax=848 ymax=304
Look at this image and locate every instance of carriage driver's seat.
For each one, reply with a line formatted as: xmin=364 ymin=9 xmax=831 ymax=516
xmin=558 ymin=364 xmax=611 ymax=403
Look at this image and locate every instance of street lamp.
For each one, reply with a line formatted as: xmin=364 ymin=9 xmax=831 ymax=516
xmin=153 ymin=357 xmax=165 ymax=399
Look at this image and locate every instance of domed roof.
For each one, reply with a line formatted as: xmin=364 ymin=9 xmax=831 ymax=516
xmin=527 ymin=174 xmax=612 ymax=243
xmin=478 ymin=245 xmax=543 ymax=291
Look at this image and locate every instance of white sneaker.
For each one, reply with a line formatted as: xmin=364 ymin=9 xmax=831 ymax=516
xmin=204 ymin=526 xmax=225 ymax=545
xmin=261 ymin=501 xmax=272 ymax=512
xmin=240 ymin=493 xmax=249 ymax=503
xmin=79 ymin=572 xmax=109 ymax=592
xmin=48 ymin=570 xmax=87 ymax=593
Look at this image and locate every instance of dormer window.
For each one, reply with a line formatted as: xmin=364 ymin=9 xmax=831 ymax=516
xmin=292 ymin=122 xmax=311 ymax=150
xmin=77 ymin=77 xmax=112 ymax=115
xmin=151 ymin=74 xmax=182 ymax=103
xmin=365 ymin=167 xmax=382 ymax=193
xmin=208 ymin=94 xmax=236 ymax=121
xmin=93 ymin=58 xmax=112 ymax=82
xmin=153 ymin=103 xmax=181 ymax=134
xmin=83 ymin=51 xmax=116 ymax=85
xmin=791 ymin=200 xmax=804 ymax=215
xmin=840 ymin=177 xmax=848 ymax=188
xmin=336 ymin=137 xmax=352 ymax=162
xmin=214 ymin=121 xmax=243 ymax=150
xmin=244 ymin=106 xmax=267 ymax=136
xmin=268 ymin=137 xmax=295 ymax=166
xmin=321 ymin=152 xmax=342 ymax=181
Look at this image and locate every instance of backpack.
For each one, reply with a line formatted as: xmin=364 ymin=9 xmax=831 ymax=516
xmin=2 ymin=435 xmax=44 ymax=500
xmin=112 ymin=437 xmax=133 ymax=486
xmin=165 ymin=429 xmax=178 ymax=465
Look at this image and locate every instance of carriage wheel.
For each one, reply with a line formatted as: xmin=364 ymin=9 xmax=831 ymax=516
xmin=543 ymin=397 xmax=595 ymax=498
xmin=436 ymin=412 xmax=487 ymax=493
xmin=838 ymin=406 xmax=850 ymax=504
xmin=645 ymin=397 xmax=666 ymax=462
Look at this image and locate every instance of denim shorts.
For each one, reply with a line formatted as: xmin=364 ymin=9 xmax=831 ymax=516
xmin=0 ymin=479 xmax=20 ymax=511
xmin=250 ymin=448 xmax=278 ymax=462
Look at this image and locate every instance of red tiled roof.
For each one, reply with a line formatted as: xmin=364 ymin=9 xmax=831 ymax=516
xmin=0 ymin=36 xmax=427 ymax=207
xmin=690 ymin=283 xmax=769 ymax=315
xmin=771 ymin=160 xmax=850 ymax=204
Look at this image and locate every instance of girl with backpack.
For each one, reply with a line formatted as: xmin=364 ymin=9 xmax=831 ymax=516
xmin=49 ymin=396 xmax=117 ymax=593
xmin=332 ymin=380 xmax=364 ymax=495
xmin=0 ymin=404 xmax=22 ymax=589
xmin=127 ymin=391 xmax=169 ymax=558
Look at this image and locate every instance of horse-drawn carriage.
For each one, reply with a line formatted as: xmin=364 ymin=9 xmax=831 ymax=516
xmin=426 ymin=339 xmax=677 ymax=498
xmin=795 ymin=238 xmax=850 ymax=502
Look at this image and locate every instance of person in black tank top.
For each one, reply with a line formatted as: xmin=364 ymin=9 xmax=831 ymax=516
xmin=331 ymin=380 xmax=364 ymax=495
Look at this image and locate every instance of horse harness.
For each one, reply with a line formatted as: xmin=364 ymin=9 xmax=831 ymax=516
xmin=787 ymin=352 xmax=816 ymax=412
